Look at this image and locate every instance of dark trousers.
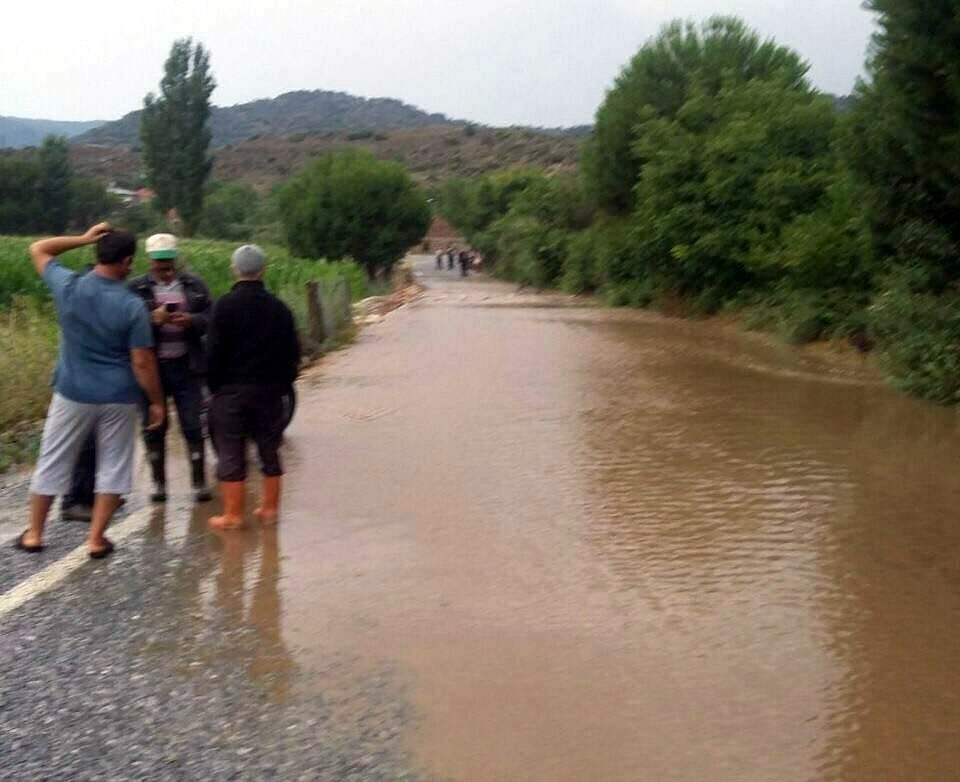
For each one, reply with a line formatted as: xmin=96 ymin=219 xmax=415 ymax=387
xmin=64 ymin=435 xmax=97 ymax=507
xmin=142 ymin=356 xmax=206 ymax=485
xmin=211 ymin=385 xmax=285 ymax=482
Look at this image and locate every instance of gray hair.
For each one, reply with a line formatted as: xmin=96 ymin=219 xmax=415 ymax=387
xmin=231 ymin=244 xmax=266 ymax=276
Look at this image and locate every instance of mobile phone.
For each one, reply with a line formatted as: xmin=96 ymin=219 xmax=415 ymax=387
xmin=165 ymin=303 xmax=178 ymax=313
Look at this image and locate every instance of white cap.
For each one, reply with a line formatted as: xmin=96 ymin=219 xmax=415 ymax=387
xmin=146 ymin=233 xmax=178 ymax=260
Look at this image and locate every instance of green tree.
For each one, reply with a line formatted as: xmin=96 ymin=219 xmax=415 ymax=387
xmin=278 ymin=149 xmax=430 ymax=278
xmin=37 ymin=136 xmax=73 ymax=233
xmin=199 ymin=181 xmax=260 ymax=240
xmin=628 ymin=78 xmax=836 ymax=304
xmin=70 ymin=177 xmax=116 ymax=228
xmin=845 ymin=0 xmax=960 ymax=284
xmin=140 ymin=38 xmax=216 ymax=236
xmin=0 ymin=157 xmax=42 ymax=234
xmin=582 ymin=16 xmax=809 ymax=214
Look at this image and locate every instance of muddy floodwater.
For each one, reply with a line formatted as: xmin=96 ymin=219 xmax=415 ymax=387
xmin=264 ymin=257 xmax=959 ymax=781
xmin=22 ymin=255 xmax=948 ymax=780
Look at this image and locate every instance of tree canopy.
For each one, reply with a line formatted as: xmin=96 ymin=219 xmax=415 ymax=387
xmin=845 ymin=0 xmax=960 ymax=283
xmin=140 ymin=39 xmax=216 ymax=236
xmin=278 ymin=149 xmax=430 ymax=278
xmin=582 ymin=16 xmax=810 ymax=214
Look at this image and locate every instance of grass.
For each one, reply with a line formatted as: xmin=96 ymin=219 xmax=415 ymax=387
xmin=0 ymin=235 xmax=368 ymax=324
xmin=0 ymin=299 xmax=59 ymax=471
xmin=0 ymin=235 xmax=368 ymax=471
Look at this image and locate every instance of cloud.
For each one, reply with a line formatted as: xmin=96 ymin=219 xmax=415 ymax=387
xmin=1 ymin=0 xmax=875 ymax=126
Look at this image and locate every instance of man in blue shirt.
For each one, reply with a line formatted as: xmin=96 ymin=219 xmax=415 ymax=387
xmin=16 ymin=223 xmax=165 ymax=559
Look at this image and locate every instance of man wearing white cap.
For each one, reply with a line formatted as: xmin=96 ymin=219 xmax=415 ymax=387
xmin=129 ymin=234 xmax=214 ymax=502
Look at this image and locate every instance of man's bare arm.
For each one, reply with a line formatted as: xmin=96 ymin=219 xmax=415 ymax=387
xmin=130 ymin=347 xmax=166 ymax=431
xmin=29 ymin=222 xmax=112 ymax=276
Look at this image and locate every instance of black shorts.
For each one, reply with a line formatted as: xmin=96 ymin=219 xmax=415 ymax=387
xmin=210 ymin=385 xmax=285 ymax=482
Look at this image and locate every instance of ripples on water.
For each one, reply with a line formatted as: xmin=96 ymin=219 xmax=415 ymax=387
xmin=285 ymin=271 xmax=960 ymax=782
xmin=562 ymin=315 xmax=960 ymax=781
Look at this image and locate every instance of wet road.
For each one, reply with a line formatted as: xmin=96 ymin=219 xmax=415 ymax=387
xmin=2 ymin=256 xmax=960 ymax=780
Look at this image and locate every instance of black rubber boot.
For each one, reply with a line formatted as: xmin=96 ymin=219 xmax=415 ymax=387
xmin=147 ymin=437 xmax=167 ymax=503
xmin=190 ymin=445 xmax=212 ymax=503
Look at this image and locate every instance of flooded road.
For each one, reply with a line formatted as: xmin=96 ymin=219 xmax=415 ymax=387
xmin=2 ymin=255 xmax=958 ymax=780
xmin=278 ymin=257 xmax=959 ymax=781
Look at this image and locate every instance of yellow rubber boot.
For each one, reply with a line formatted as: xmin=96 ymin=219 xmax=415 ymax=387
xmin=254 ymin=476 xmax=282 ymax=525
xmin=209 ymin=481 xmax=245 ymax=530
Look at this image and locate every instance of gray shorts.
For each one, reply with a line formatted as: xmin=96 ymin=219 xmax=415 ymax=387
xmin=30 ymin=393 xmax=138 ymax=496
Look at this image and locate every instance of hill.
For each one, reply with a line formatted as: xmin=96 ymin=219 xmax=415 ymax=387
xmin=0 ymin=116 xmax=105 ymax=149
xmin=74 ymin=89 xmax=455 ymax=147
xmin=70 ymin=125 xmax=580 ymax=190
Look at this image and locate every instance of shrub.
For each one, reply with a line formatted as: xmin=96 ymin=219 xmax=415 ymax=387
xmin=869 ymin=268 xmax=960 ymax=404
xmin=493 ymin=217 xmax=569 ymax=288
xmin=199 ymin=181 xmax=260 ymax=241
xmin=0 ymin=298 xmax=60 ymax=432
xmin=278 ymin=149 xmax=430 ymax=279
xmin=560 ymin=229 xmax=598 ymax=294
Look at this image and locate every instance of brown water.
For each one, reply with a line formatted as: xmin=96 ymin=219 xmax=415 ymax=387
xmin=230 ymin=258 xmax=959 ymax=780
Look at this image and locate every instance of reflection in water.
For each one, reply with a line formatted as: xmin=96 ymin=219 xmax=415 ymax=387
xmin=137 ymin=502 xmax=294 ymax=702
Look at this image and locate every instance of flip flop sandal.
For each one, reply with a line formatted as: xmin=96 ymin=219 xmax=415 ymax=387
xmin=88 ymin=539 xmax=115 ymax=560
xmin=14 ymin=532 xmax=44 ymax=553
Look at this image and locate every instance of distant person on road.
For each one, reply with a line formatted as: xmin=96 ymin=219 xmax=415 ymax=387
xmin=16 ymin=224 xmax=164 ymax=559
xmin=206 ymin=245 xmax=301 ymax=530
xmin=129 ymin=234 xmax=214 ymax=504
xmin=447 ymin=247 xmax=456 ymax=271
xmin=459 ymin=249 xmax=471 ymax=278
xmin=435 ymin=250 xmax=443 ymax=270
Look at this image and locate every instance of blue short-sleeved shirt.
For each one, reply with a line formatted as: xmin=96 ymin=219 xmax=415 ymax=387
xmin=43 ymin=261 xmax=153 ymax=404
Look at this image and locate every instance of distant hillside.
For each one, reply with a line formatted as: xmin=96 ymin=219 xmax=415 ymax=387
xmin=70 ymin=125 xmax=580 ymax=190
xmin=0 ymin=116 xmax=105 ymax=149
xmin=75 ymin=89 xmax=456 ymax=147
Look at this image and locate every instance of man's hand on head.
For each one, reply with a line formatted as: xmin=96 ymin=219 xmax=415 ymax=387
xmin=30 ymin=222 xmax=113 ymax=277
xmin=83 ymin=222 xmax=112 ymax=244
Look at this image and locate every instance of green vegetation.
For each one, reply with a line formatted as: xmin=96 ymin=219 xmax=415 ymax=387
xmin=0 ymin=139 xmax=114 ymax=235
xmin=141 ymin=38 xmax=216 ymax=236
xmin=278 ymin=149 xmax=430 ymax=279
xmin=441 ymin=8 xmax=960 ymax=405
xmin=0 ymin=235 xmax=366 ymax=468
xmin=198 ymin=181 xmax=261 ymax=241
xmin=0 ymin=235 xmax=366 ymax=315
xmin=0 ymin=299 xmax=59 ymax=470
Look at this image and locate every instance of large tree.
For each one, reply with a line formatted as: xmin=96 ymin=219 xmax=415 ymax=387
xmin=845 ymin=0 xmax=960 ymax=284
xmin=278 ymin=149 xmax=430 ymax=278
xmin=140 ymin=39 xmax=215 ymax=236
xmin=582 ymin=16 xmax=809 ymax=214
xmin=37 ymin=136 xmax=73 ymax=233
xmin=0 ymin=157 xmax=42 ymax=234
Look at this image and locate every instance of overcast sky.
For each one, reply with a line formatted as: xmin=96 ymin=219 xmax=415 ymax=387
xmin=2 ymin=0 xmax=876 ymax=127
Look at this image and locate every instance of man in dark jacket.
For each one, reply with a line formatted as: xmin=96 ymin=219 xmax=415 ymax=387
xmin=128 ymin=234 xmax=214 ymax=503
xmin=207 ymin=244 xmax=301 ymax=530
